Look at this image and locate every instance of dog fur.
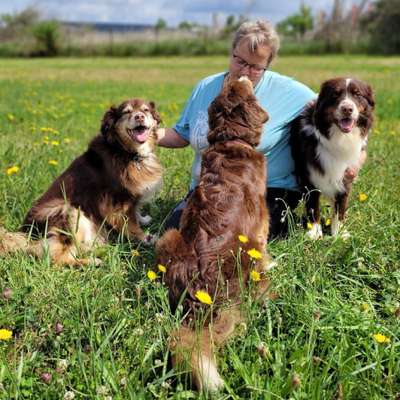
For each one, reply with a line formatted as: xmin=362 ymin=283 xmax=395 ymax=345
xmin=156 ymin=77 xmax=271 ymax=392
xmin=0 ymin=99 xmax=162 ymax=265
xmin=290 ymin=77 xmax=375 ymax=239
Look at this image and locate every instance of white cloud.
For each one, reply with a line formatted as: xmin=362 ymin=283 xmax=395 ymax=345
xmin=0 ymin=0 xmax=365 ymax=26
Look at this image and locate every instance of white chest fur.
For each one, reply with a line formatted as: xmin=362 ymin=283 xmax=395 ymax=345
xmin=309 ymin=126 xmax=363 ymax=199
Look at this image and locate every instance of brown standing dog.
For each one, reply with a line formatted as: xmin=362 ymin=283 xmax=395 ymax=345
xmin=0 ymin=99 xmax=162 ymax=266
xmin=156 ymin=77 xmax=271 ymax=392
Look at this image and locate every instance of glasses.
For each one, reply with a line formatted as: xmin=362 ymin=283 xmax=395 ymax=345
xmin=232 ymin=53 xmax=267 ymax=74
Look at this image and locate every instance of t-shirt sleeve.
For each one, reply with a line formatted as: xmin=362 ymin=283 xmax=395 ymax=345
xmin=284 ymin=79 xmax=317 ymax=124
xmin=173 ymin=81 xmax=202 ymax=142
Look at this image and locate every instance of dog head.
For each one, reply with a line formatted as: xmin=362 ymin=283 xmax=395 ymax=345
xmin=314 ymin=77 xmax=375 ymax=138
xmin=100 ymin=99 xmax=161 ymax=154
xmin=207 ymin=76 xmax=269 ymax=147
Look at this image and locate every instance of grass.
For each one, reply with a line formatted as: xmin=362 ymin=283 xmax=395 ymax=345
xmin=0 ymin=56 xmax=399 ymax=399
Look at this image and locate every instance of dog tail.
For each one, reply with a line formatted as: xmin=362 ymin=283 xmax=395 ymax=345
xmin=170 ymin=306 xmax=243 ymax=393
xmin=0 ymin=226 xmax=43 ymax=258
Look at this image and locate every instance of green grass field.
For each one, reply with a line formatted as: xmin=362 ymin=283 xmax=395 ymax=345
xmin=0 ymin=56 xmax=399 ymax=399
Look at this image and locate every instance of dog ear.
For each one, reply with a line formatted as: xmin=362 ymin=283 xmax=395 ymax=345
xmin=364 ymin=84 xmax=375 ymax=109
xmin=149 ymin=101 xmax=162 ymax=125
xmin=101 ymin=106 xmax=118 ymax=136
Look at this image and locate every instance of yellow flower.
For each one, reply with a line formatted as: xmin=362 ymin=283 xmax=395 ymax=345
xmin=325 ymin=218 xmax=331 ymax=227
xmin=48 ymin=160 xmax=58 ymax=166
xmin=373 ymin=333 xmax=390 ymax=344
xmin=361 ymin=303 xmax=369 ymax=312
xmin=7 ymin=113 xmax=15 ymax=122
xmin=250 ymin=270 xmax=261 ymax=282
xmin=195 ymin=290 xmax=213 ymax=305
xmin=63 ymin=138 xmax=71 ymax=144
xmin=307 ymin=222 xmax=313 ymax=230
xmin=131 ymin=249 xmax=140 ymax=257
xmin=6 ymin=166 xmax=19 ymax=175
xmin=359 ymin=193 xmax=368 ymax=202
xmin=51 ymin=140 xmax=59 ymax=146
xmin=247 ymin=248 xmax=262 ymax=260
xmin=157 ymin=264 xmax=167 ymax=273
xmin=147 ymin=270 xmax=157 ymax=281
xmin=0 ymin=329 xmax=12 ymax=340
xmin=238 ymin=234 xmax=249 ymax=243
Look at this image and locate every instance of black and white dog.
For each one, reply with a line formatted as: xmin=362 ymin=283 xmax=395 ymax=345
xmin=290 ymin=77 xmax=375 ymax=239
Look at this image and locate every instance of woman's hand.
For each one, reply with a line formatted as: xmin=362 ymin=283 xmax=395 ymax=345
xmin=344 ymin=148 xmax=367 ymax=184
xmin=157 ymin=128 xmax=189 ymax=148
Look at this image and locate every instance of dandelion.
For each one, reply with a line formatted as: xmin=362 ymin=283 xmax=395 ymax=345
xmin=247 ymin=248 xmax=262 ymax=260
xmin=6 ymin=166 xmax=19 ymax=176
xmin=307 ymin=222 xmax=313 ymax=230
xmin=7 ymin=113 xmax=15 ymax=122
xmin=0 ymin=329 xmax=12 ymax=340
xmin=147 ymin=270 xmax=157 ymax=281
xmin=325 ymin=218 xmax=331 ymax=227
xmin=63 ymin=138 xmax=71 ymax=144
xmin=157 ymin=264 xmax=167 ymax=273
xmin=250 ymin=270 xmax=261 ymax=282
xmin=361 ymin=303 xmax=369 ymax=312
xmin=51 ymin=140 xmax=60 ymax=146
xmin=358 ymin=193 xmax=368 ymax=202
xmin=131 ymin=249 xmax=140 ymax=257
xmin=195 ymin=290 xmax=213 ymax=305
xmin=48 ymin=160 xmax=58 ymax=166
xmin=373 ymin=333 xmax=390 ymax=344
xmin=238 ymin=234 xmax=249 ymax=243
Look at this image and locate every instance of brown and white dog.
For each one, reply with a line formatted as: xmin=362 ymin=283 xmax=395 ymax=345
xmin=0 ymin=99 xmax=162 ymax=266
xmin=290 ymin=77 xmax=375 ymax=239
xmin=156 ymin=77 xmax=270 ymax=392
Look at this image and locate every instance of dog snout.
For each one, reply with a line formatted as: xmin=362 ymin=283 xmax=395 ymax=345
xmin=340 ymin=103 xmax=354 ymax=116
xmin=134 ymin=112 xmax=145 ymax=123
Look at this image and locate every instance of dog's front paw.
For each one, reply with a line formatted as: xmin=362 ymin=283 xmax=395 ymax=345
xmin=306 ymin=223 xmax=323 ymax=240
xmin=139 ymin=214 xmax=152 ymax=226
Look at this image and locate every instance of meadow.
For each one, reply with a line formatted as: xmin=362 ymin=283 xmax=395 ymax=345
xmin=0 ymin=55 xmax=399 ymax=399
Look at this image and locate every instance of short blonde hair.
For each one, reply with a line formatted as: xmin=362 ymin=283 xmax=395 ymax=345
xmin=232 ymin=20 xmax=280 ymax=66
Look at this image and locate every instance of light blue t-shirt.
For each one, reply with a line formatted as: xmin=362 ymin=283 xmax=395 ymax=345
xmin=174 ymin=71 xmax=316 ymax=191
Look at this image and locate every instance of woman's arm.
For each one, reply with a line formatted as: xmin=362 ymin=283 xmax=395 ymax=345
xmin=157 ymin=128 xmax=189 ymax=148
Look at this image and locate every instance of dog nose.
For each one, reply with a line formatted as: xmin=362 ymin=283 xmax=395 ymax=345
xmin=135 ymin=113 xmax=145 ymax=122
xmin=340 ymin=104 xmax=354 ymax=116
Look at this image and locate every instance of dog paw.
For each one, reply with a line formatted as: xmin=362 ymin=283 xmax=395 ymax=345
xmin=91 ymin=257 xmax=103 ymax=266
xmin=306 ymin=223 xmax=323 ymax=240
xmin=263 ymin=260 xmax=277 ymax=271
xmin=139 ymin=214 xmax=152 ymax=226
xmin=339 ymin=229 xmax=351 ymax=240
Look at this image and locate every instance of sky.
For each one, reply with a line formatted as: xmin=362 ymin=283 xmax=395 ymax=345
xmin=0 ymin=0 xmax=363 ymax=27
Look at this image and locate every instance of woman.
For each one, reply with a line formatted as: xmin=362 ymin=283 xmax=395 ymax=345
xmin=157 ymin=20 xmax=362 ymax=239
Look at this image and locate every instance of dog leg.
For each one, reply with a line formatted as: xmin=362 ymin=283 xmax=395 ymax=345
xmin=332 ymin=192 xmax=350 ymax=239
xmin=306 ymin=190 xmax=323 ymax=240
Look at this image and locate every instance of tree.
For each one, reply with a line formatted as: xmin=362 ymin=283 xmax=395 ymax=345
xmin=362 ymin=0 xmax=400 ymax=54
xmin=0 ymin=7 xmax=39 ymax=40
xmin=220 ymin=15 xmax=247 ymax=38
xmin=32 ymin=20 xmax=60 ymax=56
xmin=277 ymin=4 xmax=313 ymax=40
xmin=155 ymin=18 xmax=167 ymax=32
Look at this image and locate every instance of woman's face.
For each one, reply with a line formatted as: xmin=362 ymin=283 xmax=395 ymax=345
xmin=229 ymin=39 xmax=271 ymax=86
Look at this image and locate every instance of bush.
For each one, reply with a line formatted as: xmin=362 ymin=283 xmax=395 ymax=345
xmin=31 ymin=20 xmax=60 ymax=56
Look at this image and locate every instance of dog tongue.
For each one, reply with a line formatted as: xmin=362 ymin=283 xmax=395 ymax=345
xmin=133 ymin=126 xmax=148 ymax=143
xmin=136 ymin=131 xmax=148 ymax=143
xmin=338 ymin=118 xmax=354 ymax=133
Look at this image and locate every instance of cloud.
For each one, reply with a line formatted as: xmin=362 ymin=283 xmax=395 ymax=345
xmin=0 ymin=0 xmax=365 ymax=26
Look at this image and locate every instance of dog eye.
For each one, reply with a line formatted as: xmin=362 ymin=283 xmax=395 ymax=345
xmin=122 ymin=109 xmax=131 ymax=115
xmin=142 ymin=108 xmax=150 ymax=113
